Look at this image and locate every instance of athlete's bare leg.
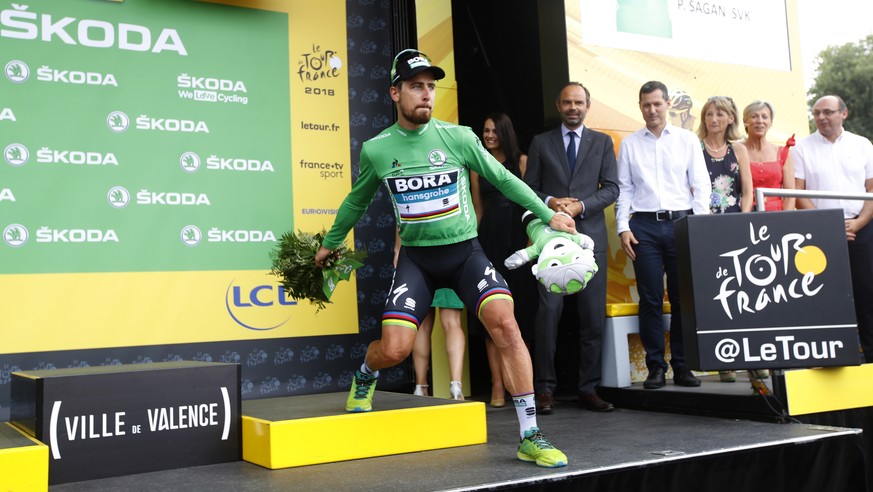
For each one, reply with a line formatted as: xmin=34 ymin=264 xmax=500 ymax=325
xmin=364 ymin=324 xmax=418 ymax=371
xmin=478 ymin=299 xmax=532 ymax=394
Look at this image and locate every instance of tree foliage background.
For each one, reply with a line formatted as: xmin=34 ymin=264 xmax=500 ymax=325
xmin=808 ymin=34 xmax=873 ymax=138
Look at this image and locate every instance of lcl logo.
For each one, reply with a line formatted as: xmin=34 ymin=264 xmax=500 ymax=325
xmin=225 ymin=281 xmax=296 ymax=331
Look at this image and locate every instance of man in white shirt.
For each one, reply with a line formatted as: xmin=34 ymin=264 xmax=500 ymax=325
xmin=794 ymin=95 xmax=873 ymax=363
xmin=615 ymin=81 xmax=712 ymax=389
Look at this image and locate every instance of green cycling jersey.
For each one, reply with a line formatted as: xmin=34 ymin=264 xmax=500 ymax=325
xmin=322 ymin=118 xmax=555 ymax=249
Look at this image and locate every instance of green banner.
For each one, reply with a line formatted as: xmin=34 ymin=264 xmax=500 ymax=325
xmin=1 ymin=0 xmax=292 ymax=273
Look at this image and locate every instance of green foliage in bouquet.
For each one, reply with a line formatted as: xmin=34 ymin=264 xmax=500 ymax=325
xmin=270 ymin=229 xmax=367 ymax=312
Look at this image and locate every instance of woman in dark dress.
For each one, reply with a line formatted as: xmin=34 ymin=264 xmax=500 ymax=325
xmin=697 ymin=96 xmax=753 ymax=383
xmin=697 ymin=96 xmax=753 ymax=215
xmin=470 ymin=112 xmax=533 ymax=407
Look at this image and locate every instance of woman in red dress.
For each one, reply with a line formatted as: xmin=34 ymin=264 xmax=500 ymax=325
xmin=736 ymin=101 xmax=796 ymax=385
xmin=742 ymin=101 xmax=796 ymax=211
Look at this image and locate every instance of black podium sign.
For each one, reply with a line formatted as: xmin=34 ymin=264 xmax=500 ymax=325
xmin=11 ymin=361 xmax=241 ymax=484
xmin=675 ymin=209 xmax=860 ymax=371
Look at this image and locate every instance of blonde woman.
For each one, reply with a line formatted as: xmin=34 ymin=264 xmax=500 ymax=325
xmin=698 ymin=96 xmax=753 ymax=383
xmin=697 ymin=96 xmax=753 ymax=215
xmin=742 ymin=100 xmax=796 ymax=211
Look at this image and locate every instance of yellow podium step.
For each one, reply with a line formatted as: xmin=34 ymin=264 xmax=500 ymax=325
xmin=242 ymin=391 xmax=487 ymax=469
xmin=0 ymin=422 xmax=48 ymax=491
xmin=784 ymin=362 xmax=873 ymax=415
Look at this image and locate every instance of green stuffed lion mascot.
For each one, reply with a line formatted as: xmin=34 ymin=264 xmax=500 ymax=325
xmin=504 ymin=211 xmax=598 ymax=295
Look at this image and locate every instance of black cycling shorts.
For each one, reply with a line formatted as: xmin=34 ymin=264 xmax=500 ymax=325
xmin=384 ymin=238 xmax=512 ymax=330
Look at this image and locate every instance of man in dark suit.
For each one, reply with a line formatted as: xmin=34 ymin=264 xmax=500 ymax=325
xmin=524 ymin=82 xmax=619 ymax=413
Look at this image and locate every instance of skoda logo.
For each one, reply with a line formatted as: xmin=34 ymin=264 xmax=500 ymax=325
xmin=180 ymin=152 xmax=201 ymax=173
xmin=181 ymin=225 xmax=202 ymax=246
xmin=4 ymin=60 xmax=30 ymax=83
xmin=107 ymin=111 xmax=130 ymax=133
xmin=107 ymin=186 xmax=131 ymax=208
xmin=428 ymin=149 xmax=447 ymax=166
xmin=3 ymin=223 xmax=29 ymax=247
xmin=4 ymin=143 xmax=29 ymax=167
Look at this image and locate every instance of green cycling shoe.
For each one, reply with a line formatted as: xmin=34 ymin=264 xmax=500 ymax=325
xmin=517 ymin=427 xmax=568 ymax=468
xmin=346 ymin=370 xmax=377 ymax=412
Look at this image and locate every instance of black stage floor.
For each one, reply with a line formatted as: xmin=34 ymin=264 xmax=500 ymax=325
xmin=599 ymin=371 xmax=789 ymax=421
xmin=48 ymin=373 xmax=868 ymax=492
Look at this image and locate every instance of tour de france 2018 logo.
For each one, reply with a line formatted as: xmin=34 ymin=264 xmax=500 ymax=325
xmin=4 ymin=60 xmax=30 ymax=83
xmin=3 ymin=223 xmax=29 ymax=247
xmin=180 ymin=151 xmax=201 ymax=173
xmin=180 ymin=225 xmax=202 ymax=246
xmin=106 ymin=111 xmax=130 ymax=133
xmin=713 ymin=222 xmax=827 ymax=321
xmin=298 ymin=43 xmax=342 ymax=97
xmin=107 ymin=186 xmax=131 ymax=208
xmin=4 ymin=143 xmax=29 ymax=166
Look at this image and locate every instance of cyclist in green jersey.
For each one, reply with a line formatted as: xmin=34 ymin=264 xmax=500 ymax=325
xmin=315 ymin=49 xmax=576 ymax=467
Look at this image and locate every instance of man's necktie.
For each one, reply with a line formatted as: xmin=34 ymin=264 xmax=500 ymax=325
xmin=567 ymin=131 xmax=576 ymax=175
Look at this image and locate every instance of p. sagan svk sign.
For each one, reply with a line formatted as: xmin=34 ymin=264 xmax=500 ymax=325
xmin=676 ymin=209 xmax=860 ymax=371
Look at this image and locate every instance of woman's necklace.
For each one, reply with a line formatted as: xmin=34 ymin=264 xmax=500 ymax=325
xmin=704 ymin=140 xmax=727 ymax=154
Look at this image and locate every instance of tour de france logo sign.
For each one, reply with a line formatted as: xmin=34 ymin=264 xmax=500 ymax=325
xmin=676 ymin=209 xmax=860 ymax=370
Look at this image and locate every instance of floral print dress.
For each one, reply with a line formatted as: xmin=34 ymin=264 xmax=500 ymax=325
xmin=704 ymin=143 xmax=741 ymax=214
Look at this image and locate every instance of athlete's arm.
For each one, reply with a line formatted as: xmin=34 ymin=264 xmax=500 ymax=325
xmin=321 ymin=150 xmax=382 ymax=250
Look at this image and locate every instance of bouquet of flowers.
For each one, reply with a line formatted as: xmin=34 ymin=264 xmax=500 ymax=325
xmin=270 ymin=229 xmax=366 ymax=312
